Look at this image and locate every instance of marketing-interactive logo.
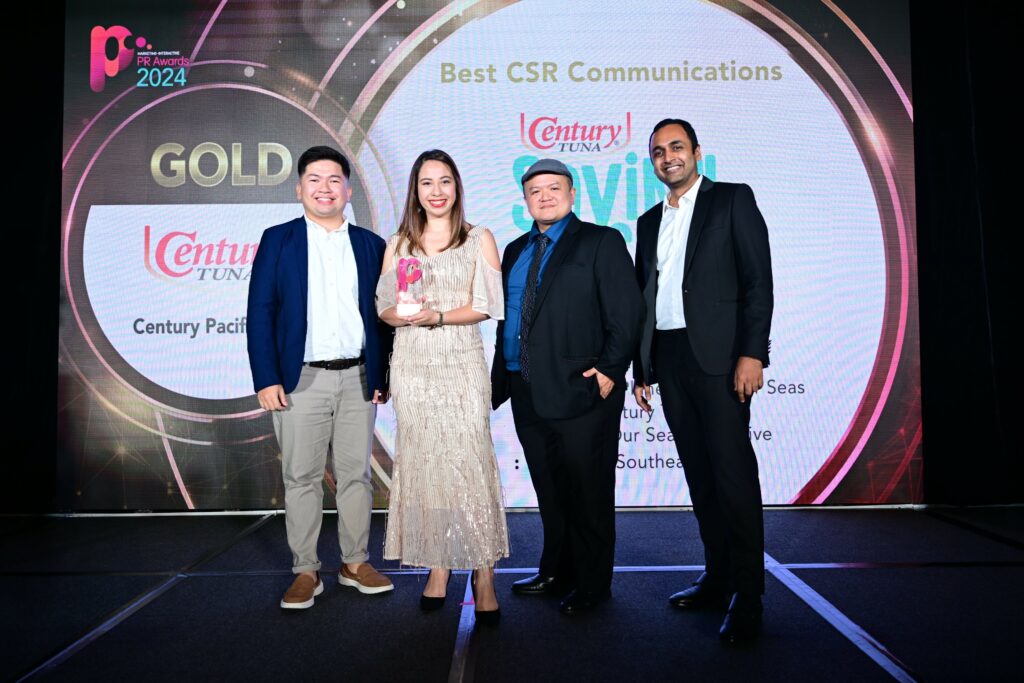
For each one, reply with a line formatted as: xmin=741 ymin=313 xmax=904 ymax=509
xmin=90 ymin=26 xmax=140 ymax=92
xmin=520 ymin=113 xmax=631 ymax=153
xmin=144 ymin=225 xmax=259 ymax=281
xmin=90 ymin=25 xmax=189 ymax=93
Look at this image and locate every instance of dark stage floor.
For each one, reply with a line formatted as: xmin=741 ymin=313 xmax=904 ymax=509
xmin=2 ymin=508 xmax=1022 ymax=682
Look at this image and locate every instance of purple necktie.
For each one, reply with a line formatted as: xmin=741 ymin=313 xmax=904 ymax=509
xmin=519 ymin=233 xmax=550 ymax=382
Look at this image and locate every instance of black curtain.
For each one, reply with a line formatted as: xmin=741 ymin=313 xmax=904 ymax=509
xmin=5 ymin=3 xmax=63 ymax=512
xmin=913 ymin=1 xmax=1014 ymax=503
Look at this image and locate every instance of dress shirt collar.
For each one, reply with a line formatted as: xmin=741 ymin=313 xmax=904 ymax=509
xmin=305 ymin=216 xmax=349 ymax=238
xmin=529 ymin=212 xmax=573 ymax=245
xmin=662 ymin=175 xmax=704 ymax=215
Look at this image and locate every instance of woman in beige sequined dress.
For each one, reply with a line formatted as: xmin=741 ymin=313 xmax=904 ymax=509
xmin=376 ymin=150 xmax=508 ymax=620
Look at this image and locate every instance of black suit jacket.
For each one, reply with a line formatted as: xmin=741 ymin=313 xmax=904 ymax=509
xmin=633 ymin=178 xmax=773 ymax=383
xmin=492 ymin=214 xmax=643 ymax=419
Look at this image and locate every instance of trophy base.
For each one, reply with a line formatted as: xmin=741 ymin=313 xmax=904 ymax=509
xmin=396 ymin=303 xmax=422 ymax=316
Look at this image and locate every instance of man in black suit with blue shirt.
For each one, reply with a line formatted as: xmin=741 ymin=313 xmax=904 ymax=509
xmin=492 ymin=158 xmax=642 ymax=615
xmin=633 ymin=119 xmax=773 ymax=641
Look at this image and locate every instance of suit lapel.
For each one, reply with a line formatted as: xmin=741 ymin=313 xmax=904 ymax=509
xmin=502 ymin=234 xmax=528 ymax=287
xmin=287 ymin=217 xmax=309 ymax=302
xmin=532 ymin=214 xmax=582 ymax=315
xmin=348 ymin=226 xmax=370 ymax=317
xmin=639 ymin=209 xmax=660 ymax=288
xmin=682 ymin=177 xmax=715 ymax=281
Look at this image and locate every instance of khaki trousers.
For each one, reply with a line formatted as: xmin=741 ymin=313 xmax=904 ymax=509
xmin=274 ymin=363 xmax=375 ymax=573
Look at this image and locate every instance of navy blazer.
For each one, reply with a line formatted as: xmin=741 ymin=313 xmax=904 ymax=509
xmin=246 ymin=216 xmax=392 ymax=399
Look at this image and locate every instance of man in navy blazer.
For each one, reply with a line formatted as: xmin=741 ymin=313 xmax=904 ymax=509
xmin=247 ymin=146 xmax=394 ymax=609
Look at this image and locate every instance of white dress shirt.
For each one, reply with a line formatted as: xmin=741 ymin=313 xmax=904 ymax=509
xmin=304 ymin=217 xmax=364 ymax=361
xmin=656 ymin=175 xmax=703 ymax=330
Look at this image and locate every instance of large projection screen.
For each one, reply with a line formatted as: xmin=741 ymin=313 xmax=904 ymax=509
xmin=60 ymin=0 xmax=919 ymax=510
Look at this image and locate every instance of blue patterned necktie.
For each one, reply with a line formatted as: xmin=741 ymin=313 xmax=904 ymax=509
xmin=519 ymin=233 xmax=550 ymax=382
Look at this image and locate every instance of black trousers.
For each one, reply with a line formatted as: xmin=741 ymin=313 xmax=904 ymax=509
xmin=654 ymin=328 xmax=765 ymax=594
xmin=509 ymin=372 xmax=624 ymax=594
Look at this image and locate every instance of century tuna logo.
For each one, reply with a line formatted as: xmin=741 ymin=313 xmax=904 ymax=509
xmin=520 ymin=113 xmax=631 ymax=153
xmin=144 ymin=225 xmax=259 ymax=281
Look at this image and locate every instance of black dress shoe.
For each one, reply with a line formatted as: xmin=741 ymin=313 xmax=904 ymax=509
xmin=719 ymin=593 xmax=763 ymax=643
xmin=511 ymin=574 xmax=561 ymax=595
xmin=472 ymin=569 xmax=501 ymax=626
xmin=419 ymin=570 xmax=451 ymax=611
xmin=668 ymin=573 xmax=730 ymax=610
xmin=420 ymin=594 xmax=445 ymax=611
xmin=474 ymin=607 xmax=501 ymax=626
xmin=559 ymin=588 xmax=611 ymax=615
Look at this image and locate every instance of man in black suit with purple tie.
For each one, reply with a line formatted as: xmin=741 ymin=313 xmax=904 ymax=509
xmin=492 ymin=159 xmax=643 ymax=615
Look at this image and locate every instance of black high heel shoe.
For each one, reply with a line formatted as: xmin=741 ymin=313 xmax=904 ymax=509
xmin=472 ymin=568 xmax=501 ymax=625
xmin=420 ymin=569 xmax=451 ymax=611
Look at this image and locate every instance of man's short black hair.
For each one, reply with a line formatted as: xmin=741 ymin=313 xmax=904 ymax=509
xmin=297 ymin=145 xmax=351 ymax=178
xmin=649 ymin=119 xmax=699 ymax=150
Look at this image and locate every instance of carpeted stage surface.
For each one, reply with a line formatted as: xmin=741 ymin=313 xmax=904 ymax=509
xmin=2 ymin=508 xmax=1021 ymax=682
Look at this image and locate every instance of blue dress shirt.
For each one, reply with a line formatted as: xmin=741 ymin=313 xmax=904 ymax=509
xmin=504 ymin=212 xmax=573 ymax=371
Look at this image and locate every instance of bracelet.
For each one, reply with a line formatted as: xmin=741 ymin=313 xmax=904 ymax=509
xmin=435 ymin=311 xmax=445 ymax=328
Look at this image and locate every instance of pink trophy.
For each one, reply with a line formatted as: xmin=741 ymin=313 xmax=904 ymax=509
xmin=396 ymin=257 xmax=425 ymax=316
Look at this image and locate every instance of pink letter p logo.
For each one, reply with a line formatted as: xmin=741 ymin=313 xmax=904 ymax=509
xmin=90 ymin=26 xmax=135 ymax=93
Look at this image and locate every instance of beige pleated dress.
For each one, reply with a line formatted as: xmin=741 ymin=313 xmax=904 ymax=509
xmin=376 ymin=227 xmax=510 ymax=569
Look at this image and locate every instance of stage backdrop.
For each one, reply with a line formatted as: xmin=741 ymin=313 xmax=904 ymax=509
xmin=60 ymin=0 xmax=920 ymax=510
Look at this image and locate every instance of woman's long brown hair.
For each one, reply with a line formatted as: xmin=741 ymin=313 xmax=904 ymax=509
xmin=395 ymin=149 xmax=472 ymax=256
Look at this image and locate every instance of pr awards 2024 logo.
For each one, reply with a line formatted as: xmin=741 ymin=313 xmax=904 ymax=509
xmin=89 ymin=25 xmax=189 ymax=93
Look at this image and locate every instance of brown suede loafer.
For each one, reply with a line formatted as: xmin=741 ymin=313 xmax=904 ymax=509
xmin=338 ymin=563 xmax=394 ymax=595
xmin=280 ymin=573 xmax=323 ymax=610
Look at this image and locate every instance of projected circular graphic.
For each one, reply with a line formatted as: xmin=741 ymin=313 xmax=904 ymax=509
xmin=353 ymin=0 xmax=910 ymax=506
xmin=64 ymin=75 xmax=399 ymax=414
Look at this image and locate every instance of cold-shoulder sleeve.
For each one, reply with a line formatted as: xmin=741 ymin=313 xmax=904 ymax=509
xmin=375 ymin=236 xmax=398 ymax=316
xmin=471 ymin=230 xmax=504 ymax=320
